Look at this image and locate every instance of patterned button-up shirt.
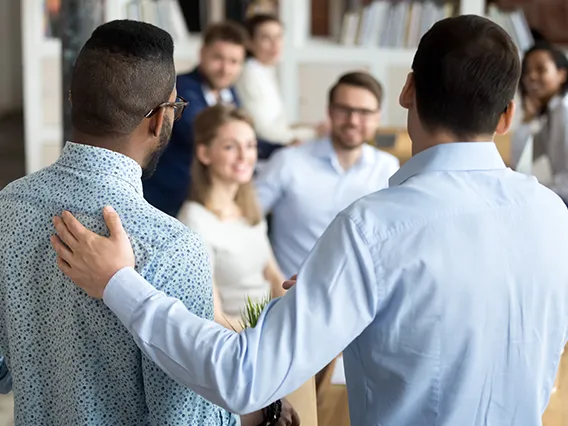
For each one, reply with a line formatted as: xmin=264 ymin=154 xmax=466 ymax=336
xmin=0 ymin=142 xmax=238 ymax=425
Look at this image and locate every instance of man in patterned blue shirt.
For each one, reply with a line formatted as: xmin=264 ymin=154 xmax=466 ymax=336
xmin=0 ymin=20 xmax=293 ymax=425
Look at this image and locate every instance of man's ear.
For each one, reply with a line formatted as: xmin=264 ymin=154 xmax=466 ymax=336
xmin=148 ymin=108 xmax=165 ymax=138
xmin=399 ymin=72 xmax=415 ymax=110
xmin=496 ymin=100 xmax=516 ymax=135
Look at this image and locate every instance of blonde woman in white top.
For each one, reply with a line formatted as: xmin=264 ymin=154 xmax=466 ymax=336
xmin=236 ymin=14 xmax=327 ymax=146
xmin=177 ymin=104 xmax=285 ymax=330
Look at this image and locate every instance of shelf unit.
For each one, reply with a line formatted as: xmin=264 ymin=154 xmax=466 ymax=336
xmin=23 ymin=0 xmax=488 ymax=174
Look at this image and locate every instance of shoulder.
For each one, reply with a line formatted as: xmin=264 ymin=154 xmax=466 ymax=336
xmin=177 ymin=202 xmax=219 ymax=234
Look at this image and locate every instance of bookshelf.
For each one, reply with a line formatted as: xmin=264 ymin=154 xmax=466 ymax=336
xmin=22 ymin=0 xmax=531 ymax=174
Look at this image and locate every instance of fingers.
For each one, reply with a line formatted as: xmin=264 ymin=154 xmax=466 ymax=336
xmin=282 ymin=280 xmax=295 ymax=290
xmin=291 ymin=410 xmax=301 ymax=426
xmin=53 ymin=216 xmax=79 ymax=249
xmin=50 ymin=234 xmax=74 ymax=265
xmin=55 ymin=253 xmax=73 ymax=277
xmin=282 ymin=275 xmax=297 ymax=290
xmin=60 ymin=210 xmax=89 ymax=241
xmin=102 ymin=206 xmax=127 ymax=241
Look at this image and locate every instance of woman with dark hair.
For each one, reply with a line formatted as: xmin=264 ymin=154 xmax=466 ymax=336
xmin=514 ymin=41 xmax=568 ymax=201
xmin=236 ymin=14 xmax=328 ymax=146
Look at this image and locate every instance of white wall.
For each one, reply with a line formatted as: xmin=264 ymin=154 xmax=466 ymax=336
xmin=0 ymin=1 xmax=23 ymax=115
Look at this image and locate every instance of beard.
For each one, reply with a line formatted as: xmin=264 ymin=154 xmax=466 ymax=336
xmin=332 ymin=127 xmax=366 ymax=151
xmin=142 ymin=116 xmax=172 ymax=180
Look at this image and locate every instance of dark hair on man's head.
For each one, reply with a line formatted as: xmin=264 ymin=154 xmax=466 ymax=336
xmin=244 ymin=14 xmax=281 ymax=39
xmin=71 ymin=20 xmax=175 ymax=138
xmin=328 ymin=71 xmax=383 ymax=108
xmin=202 ymin=21 xmax=248 ymax=47
xmin=412 ymin=15 xmax=521 ymax=139
xmin=520 ymin=41 xmax=568 ymax=98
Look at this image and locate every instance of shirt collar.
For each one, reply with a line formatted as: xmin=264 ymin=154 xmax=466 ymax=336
xmin=389 ymin=142 xmax=506 ymax=187
xmin=56 ymin=142 xmax=143 ymax=194
xmin=202 ymin=85 xmax=234 ymax=106
xmin=312 ymin=138 xmax=376 ymax=167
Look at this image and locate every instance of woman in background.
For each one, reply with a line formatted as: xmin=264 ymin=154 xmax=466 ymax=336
xmin=236 ymin=14 xmax=327 ymax=146
xmin=177 ymin=104 xmax=286 ymax=331
xmin=514 ymin=41 xmax=568 ymax=201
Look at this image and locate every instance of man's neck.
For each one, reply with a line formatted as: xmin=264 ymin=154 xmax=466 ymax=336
xmin=331 ymin=138 xmax=364 ymax=171
xmin=410 ymin=130 xmax=494 ymax=156
xmin=70 ymin=132 xmax=145 ymax=169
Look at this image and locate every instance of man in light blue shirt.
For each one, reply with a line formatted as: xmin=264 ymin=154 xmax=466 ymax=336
xmin=255 ymin=71 xmax=399 ymax=278
xmin=0 ymin=20 xmax=289 ymax=426
xmin=52 ymin=16 xmax=568 ymax=425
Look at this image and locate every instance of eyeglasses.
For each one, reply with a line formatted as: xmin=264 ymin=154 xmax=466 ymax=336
xmin=145 ymin=95 xmax=189 ymax=122
xmin=331 ymin=103 xmax=379 ymax=120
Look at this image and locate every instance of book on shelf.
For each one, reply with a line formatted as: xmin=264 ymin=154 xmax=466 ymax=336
xmin=125 ymin=0 xmax=191 ymax=42
xmin=486 ymin=4 xmax=533 ymax=54
xmin=338 ymin=0 xmax=458 ymax=49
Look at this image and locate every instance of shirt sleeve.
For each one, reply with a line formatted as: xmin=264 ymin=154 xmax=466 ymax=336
xmin=137 ymin=233 xmax=238 ymax=425
xmin=103 ymin=212 xmax=380 ymax=415
xmin=0 ymin=356 xmax=12 ymax=394
xmin=253 ymin=150 xmax=289 ymax=214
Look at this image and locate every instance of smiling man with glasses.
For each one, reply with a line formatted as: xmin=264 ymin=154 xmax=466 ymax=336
xmin=0 ymin=20 xmax=295 ymax=426
xmin=255 ymin=71 xmax=400 ymax=280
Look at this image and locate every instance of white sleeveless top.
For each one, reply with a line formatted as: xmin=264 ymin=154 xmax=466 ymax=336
xmin=178 ymin=201 xmax=272 ymax=316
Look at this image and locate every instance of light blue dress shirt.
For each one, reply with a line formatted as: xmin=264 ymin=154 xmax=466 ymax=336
xmin=0 ymin=142 xmax=238 ymax=425
xmin=103 ymin=142 xmax=568 ymax=425
xmin=255 ymin=137 xmax=399 ymax=278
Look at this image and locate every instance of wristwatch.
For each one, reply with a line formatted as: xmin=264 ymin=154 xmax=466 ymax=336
xmin=259 ymin=399 xmax=282 ymax=426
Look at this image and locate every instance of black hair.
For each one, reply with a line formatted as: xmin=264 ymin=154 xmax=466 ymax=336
xmin=70 ymin=20 xmax=175 ymax=138
xmin=411 ymin=15 xmax=521 ymax=139
xmin=519 ymin=41 xmax=568 ymax=99
xmin=243 ymin=14 xmax=281 ymax=58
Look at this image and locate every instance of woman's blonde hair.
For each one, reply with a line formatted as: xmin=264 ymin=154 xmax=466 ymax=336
xmin=190 ymin=104 xmax=262 ymax=225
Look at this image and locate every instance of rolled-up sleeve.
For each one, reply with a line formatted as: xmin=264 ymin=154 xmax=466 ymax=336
xmin=103 ymin=212 xmax=380 ymax=414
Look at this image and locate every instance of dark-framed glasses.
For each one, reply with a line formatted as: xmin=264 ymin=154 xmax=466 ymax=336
xmin=144 ymin=95 xmax=189 ymax=122
xmin=331 ymin=103 xmax=379 ymax=120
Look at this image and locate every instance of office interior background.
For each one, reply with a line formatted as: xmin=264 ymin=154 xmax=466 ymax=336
xmin=0 ymin=0 xmax=567 ymax=425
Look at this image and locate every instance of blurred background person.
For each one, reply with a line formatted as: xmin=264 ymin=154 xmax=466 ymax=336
xmin=177 ymin=104 xmax=317 ymax=426
xmin=513 ymin=42 xmax=568 ymax=203
xmin=143 ymin=21 xmax=280 ymax=218
xmin=178 ymin=104 xmax=285 ymax=331
xmin=236 ymin=14 xmax=328 ymax=147
xmin=255 ymin=71 xmax=399 ymax=280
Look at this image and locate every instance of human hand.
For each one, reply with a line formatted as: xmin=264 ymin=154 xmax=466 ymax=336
xmin=50 ymin=206 xmax=135 ymax=299
xmin=282 ymin=274 xmax=297 ymax=290
xmin=276 ymin=398 xmax=301 ymax=426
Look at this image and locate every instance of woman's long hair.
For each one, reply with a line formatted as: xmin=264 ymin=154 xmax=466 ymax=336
xmin=190 ymin=104 xmax=262 ymax=226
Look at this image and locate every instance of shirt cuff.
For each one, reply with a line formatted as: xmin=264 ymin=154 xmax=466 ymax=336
xmin=102 ymin=267 xmax=159 ymax=327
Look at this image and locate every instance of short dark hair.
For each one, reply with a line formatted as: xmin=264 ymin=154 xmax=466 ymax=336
xmin=412 ymin=15 xmax=521 ymax=139
xmin=328 ymin=72 xmax=383 ymax=108
xmin=202 ymin=21 xmax=248 ymax=47
xmin=71 ymin=20 xmax=175 ymax=137
xmin=244 ymin=14 xmax=281 ymax=39
xmin=520 ymin=41 xmax=568 ymax=98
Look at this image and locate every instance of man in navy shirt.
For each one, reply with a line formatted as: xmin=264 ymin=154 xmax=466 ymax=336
xmin=144 ymin=21 xmax=280 ymax=217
